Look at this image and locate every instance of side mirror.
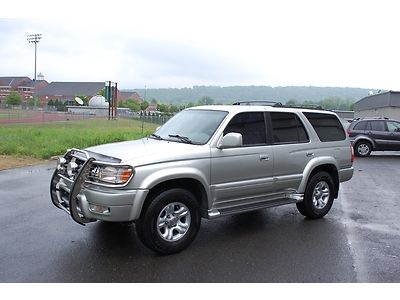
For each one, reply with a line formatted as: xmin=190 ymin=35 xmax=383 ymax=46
xmin=217 ymin=132 xmax=243 ymax=149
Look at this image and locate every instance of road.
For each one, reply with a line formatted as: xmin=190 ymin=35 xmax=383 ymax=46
xmin=0 ymin=153 xmax=399 ymax=282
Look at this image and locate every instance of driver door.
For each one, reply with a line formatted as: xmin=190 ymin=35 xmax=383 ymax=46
xmin=210 ymin=112 xmax=274 ymax=210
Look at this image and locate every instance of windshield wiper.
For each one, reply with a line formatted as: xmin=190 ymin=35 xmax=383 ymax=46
xmin=149 ymin=133 xmax=163 ymax=140
xmin=168 ymin=134 xmax=194 ymax=144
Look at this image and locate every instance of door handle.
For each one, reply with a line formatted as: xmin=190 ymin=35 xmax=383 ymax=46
xmin=259 ymin=154 xmax=270 ymax=161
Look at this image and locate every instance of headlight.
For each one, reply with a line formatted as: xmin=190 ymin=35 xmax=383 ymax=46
xmin=90 ymin=165 xmax=134 ymax=185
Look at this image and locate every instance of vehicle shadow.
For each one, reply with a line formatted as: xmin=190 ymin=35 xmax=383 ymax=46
xmin=48 ymin=206 xmax=356 ymax=282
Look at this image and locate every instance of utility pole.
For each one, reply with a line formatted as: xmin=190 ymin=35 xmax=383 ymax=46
xmin=27 ymin=34 xmax=42 ymax=83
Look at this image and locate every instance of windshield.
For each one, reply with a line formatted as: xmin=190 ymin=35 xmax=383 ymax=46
xmin=153 ymin=109 xmax=228 ymax=144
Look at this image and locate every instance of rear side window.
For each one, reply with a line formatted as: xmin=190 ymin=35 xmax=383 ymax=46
xmin=270 ymin=112 xmax=309 ymax=144
xmin=224 ymin=112 xmax=267 ymax=146
xmin=303 ymin=112 xmax=346 ymax=142
xmin=353 ymin=121 xmax=367 ymax=131
xmin=367 ymin=120 xmax=385 ymax=131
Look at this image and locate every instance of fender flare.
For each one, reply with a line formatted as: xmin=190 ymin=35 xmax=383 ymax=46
xmin=297 ymin=157 xmax=339 ymax=194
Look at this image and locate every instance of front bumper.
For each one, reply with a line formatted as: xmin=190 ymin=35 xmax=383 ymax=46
xmin=50 ymin=155 xmax=148 ymax=225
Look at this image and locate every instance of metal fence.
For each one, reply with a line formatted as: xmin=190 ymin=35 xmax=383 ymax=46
xmin=0 ymin=106 xmax=171 ymax=126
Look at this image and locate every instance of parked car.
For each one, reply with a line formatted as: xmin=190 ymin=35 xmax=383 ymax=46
xmin=347 ymin=117 xmax=400 ymax=157
xmin=50 ymin=103 xmax=354 ymax=254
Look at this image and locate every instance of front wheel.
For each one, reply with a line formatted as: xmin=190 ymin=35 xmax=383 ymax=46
xmin=136 ymin=188 xmax=201 ymax=254
xmin=296 ymin=171 xmax=335 ymax=219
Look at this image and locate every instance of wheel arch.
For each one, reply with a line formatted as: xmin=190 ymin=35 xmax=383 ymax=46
xmin=299 ymin=159 xmax=339 ymax=198
xmin=140 ymin=178 xmax=209 ymax=219
xmin=353 ymin=136 xmax=375 ymax=150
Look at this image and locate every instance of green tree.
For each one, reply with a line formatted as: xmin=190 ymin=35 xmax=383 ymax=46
xmin=158 ymin=103 xmax=170 ymax=114
xmin=27 ymin=96 xmax=38 ymax=108
xmin=286 ymin=99 xmax=298 ymax=106
xmin=141 ymin=100 xmax=149 ymax=111
xmin=169 ymin=104 xmax=179 ymax=113
xmin=6 ymin=91 xmax=22 ymax=106
xmin=120 ymin=99 xmax=141 ymax=112
xmin=198 ymin=96 xmax=214 ymax=105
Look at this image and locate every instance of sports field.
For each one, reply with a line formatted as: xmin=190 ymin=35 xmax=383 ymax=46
xmin=0 ymin=115 xmax=157 ymax=169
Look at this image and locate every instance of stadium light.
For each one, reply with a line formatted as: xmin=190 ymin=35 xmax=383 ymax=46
xmin=27 ymin=33 xmax=42 ymax=83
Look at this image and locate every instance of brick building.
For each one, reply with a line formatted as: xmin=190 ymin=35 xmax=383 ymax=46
xmin=0 ymin=76 xmax=48 ymax=104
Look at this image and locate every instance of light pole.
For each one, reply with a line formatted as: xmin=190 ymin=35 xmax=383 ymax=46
xmin=27 ymin=34 xmax=42 ymax=83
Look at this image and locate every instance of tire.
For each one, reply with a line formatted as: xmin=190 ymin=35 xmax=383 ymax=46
xmin=135 ymin=188 xmax=201 ymax=254
xmin=296 ymin=171 xmax=335 ymax=219
xmin=354 ymin=141 xmax=372 ymax=157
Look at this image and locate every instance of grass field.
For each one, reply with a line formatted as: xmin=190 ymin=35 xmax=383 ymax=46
xmin=0 ymin=118 xmax=157 ymax=159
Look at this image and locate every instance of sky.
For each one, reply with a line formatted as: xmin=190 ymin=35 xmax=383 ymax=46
xmin=1 ymin=0 xmax=400 ymax=90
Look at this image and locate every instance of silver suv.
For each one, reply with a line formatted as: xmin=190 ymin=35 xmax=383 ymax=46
xmin=50 ymin=103 xmax=354 ymax=254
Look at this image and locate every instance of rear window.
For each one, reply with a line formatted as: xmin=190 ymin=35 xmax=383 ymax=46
xmin=303 ymin=112 xmax=346 ymax=142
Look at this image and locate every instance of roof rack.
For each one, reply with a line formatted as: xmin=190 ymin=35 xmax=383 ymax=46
xmin=232 ymin=100 xmax=283 ymax=106
xmin=232 ymin=101 xmax=324 ymax=110
xmin=283 ymin=104 xmax=323 ymax=110
xmin=353 ymin=116 xmax=389 ymax=121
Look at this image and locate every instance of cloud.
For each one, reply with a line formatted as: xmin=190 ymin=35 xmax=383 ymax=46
xmin=2 ymin=0 xmax=400 ymax=90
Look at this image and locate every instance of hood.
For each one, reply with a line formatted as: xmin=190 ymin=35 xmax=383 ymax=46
xmin=85 ymin=138 xmax=210 ymax=166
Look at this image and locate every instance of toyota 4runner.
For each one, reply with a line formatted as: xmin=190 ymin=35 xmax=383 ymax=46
xmin=50 ymin=102 xmax=354 ymax=254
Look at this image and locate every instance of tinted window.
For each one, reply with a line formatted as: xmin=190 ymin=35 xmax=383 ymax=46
xmin=224 ymin=112 xmax=267 ymax=146
xmin=304 ymin=112 xmax=346 ymax=142
xmin=368 ymin=121 xmax=385 ymax=131
xmin=270 ymin=112 xmax=309 ymax=144
xmin=353 ymin=121 xmax=367 ymax=131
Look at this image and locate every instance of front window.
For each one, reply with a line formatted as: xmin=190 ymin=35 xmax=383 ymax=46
xmin=224 ymin=112 xmax=267 ymax=146
xmin=153 ymin=109 xmax=228 ymax=144
xmin=387 ymin=121 xmax=400 ymax=132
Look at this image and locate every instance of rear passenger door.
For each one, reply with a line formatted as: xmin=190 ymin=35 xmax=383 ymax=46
xmin=367 ymin=120 xmax=389 ymax=150
xmin=268 ymin=112 xmax=311 ymax=192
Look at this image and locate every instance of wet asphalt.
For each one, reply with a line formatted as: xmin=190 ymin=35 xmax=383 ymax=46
xmin=0 ymin=153 xmax=399 ymax=282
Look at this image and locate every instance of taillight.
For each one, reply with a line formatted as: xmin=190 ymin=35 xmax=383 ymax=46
xmin=351 ymin=145 xmax=355 ymax=163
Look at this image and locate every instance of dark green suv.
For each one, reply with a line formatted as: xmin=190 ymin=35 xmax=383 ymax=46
xmin=348 ymin=117 xmax=400 ymax=157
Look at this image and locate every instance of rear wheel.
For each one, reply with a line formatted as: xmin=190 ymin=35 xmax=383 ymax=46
xmin=136 ymin=188 xmax=201 ymax=254
xmin=297 ymin=171 xmax=335 ymax=219
xmin=354 ymin=141 xmax=372 ymax=157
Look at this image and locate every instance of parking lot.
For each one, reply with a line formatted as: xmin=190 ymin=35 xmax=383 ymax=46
xmin=1 ymin=153 xmax=399 ymax=282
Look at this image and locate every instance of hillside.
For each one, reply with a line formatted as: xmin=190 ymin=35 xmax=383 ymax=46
xmin=126 ymin=86 xmax=375 ymax=105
